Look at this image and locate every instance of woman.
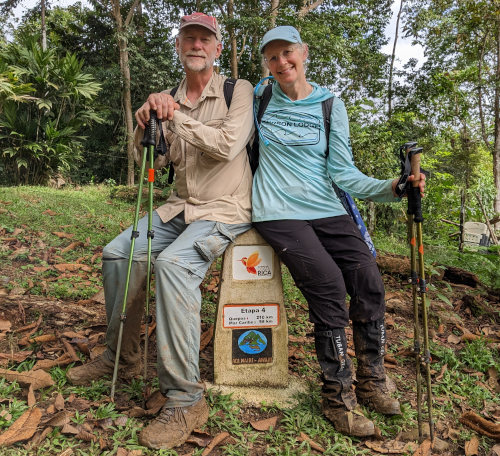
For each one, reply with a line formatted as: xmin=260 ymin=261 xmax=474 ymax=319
xmin=252 ymin=26 xmax=425 ymax=437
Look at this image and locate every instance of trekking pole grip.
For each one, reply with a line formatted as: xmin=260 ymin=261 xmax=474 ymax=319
xmin=141 ymin=110 xmax=158 ymax=146
xmin=409 ymin=147 xmax=423 ymax=222
xmin=410 ymin=150 xmax=421 ymax=188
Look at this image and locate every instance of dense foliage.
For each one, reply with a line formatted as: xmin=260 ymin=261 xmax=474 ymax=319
xmin=0 ymin=0 xmax=498 ymax=243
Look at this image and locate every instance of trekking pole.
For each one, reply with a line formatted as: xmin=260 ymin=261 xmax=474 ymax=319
xmin=403 ymin=142 xmax=434 ymax=442
xmin=110 ymin=111 xmax=157 ymax=400
xmin=143 ymin=112 xmax=156 ymax=389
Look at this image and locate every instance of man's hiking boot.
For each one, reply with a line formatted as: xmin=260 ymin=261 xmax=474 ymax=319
xmin=66 ymin=355 xmax=141 ymax=386
xmin=314 ymin=325 xmax=375 ymax=437
xmin=353 ymin=319 xmax=401 ymax=416
xmin=138 ymin=397 xmax=209 ymax=449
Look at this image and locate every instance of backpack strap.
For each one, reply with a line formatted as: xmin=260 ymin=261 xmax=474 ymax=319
xmin=256 ymin=84 xmax=273 ymax=125
xmin=248 ymin=84 xmax=273 ymax=174
xmin=223 ymin=78 xmax=237 ymax=108
xmin=322 ymin=96 xmax=334 ymax=157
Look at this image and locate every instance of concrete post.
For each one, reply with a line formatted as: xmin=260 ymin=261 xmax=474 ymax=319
xmin=213 ymin=228 xmax=288 ymax=387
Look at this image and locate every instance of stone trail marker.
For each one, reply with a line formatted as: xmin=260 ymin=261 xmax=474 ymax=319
xmin=213 ymin=228 xmax=288 ymax=387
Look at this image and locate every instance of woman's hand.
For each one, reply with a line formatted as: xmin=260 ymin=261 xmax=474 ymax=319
xmin=392 ymin=172 xmax=426 ymax=197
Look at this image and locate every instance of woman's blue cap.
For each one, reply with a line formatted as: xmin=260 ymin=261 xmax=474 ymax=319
xmin=259 ymin=26 xmax=302 ymax=53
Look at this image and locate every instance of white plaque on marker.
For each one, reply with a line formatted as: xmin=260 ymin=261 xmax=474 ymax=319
xmin=232 ymin=245 xmax=274 ymax=280
xmin=223 ymin=304 xmax=279 ymax=328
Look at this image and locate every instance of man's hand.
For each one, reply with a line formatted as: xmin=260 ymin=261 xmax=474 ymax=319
xmin=392 ymin=172 xmax=426 ymax=197
xmin=135 ymin=92 xmax=180 ymax=129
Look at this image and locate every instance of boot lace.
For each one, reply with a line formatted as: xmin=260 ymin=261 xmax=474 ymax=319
xmin=156 ymin=407 xmax=187 ymax=427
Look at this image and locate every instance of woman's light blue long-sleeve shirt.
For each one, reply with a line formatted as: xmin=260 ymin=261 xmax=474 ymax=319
xmin=251 ymin=82 xmax=396 ymax=222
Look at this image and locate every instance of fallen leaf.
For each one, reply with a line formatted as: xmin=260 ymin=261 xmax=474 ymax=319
xmin=30 ymin=426 xmax=53 ymax=446
xmin=0 ymin=368 xmax=54 ymax=390
xmin=18 ymin=334 xmax=57 ymax=346
xmin=61 ymin=241 xmax=84 ymax=254
xmin=145 ymin=390 xmax=167 ymax=414
xmin=116 ymin=449 xmax=128 ymax=456
xmin=250 ymin=416 xmax=278 ymax=431
xmin=413 ymin=439 xmax=432 ymax=456
xmin=54 ymin=393 xmax=65 ymax=411
xmin=488 ymin=367 xmax=500 ymax=393
xmin=465 ymin=436 xmax=479 ymax=456
xmin=200 ymin=325 xmax=214 ymax=351
xmin=58 ymin=450 xmax=73 ymax=456
xmin=27 ymin=385 xmax=35 ymax=406
xmin=54 ymin=263 xmax=91 ymax=272
xmin=490 ymin=444 xmax=500 ymax=456
xmin=0 ymin=351 xmax=33 ymax=363
xmin=297 ymin=432 xmax=325 ymax=453
xmin=44 ymin=410 xmax=73 ymax=427
xmin=43 ymin=210 xmax=57 ymax=216
xmin=0 ymin=407 xmax=42 ymax=446
xmin=288 ymin=335 xmax=310 ymax=343
xmin=0 ymin=319 xmax=11 ymax=332
xmin=61 ymin=423 xmax=79 ymax=435
xmin=447 ymin=334 xmax=461 ymax=344
xmin=436 ymin=363 xmax=448 ymax=382
xmin=186 ymin=430 xmax=212 ymax=447
xmin=201 ymin=432 xmax=230 ymax=455
xmin=52 ymin=231 xmax=74 ymax=239
xmin=126 ymin=406 xmax=146 ymax=418
xmin=0 ymin=411 xmax=11 ymax=421
xmin=76 ymin=428 xmax=97 ymax=442
xmin=365 ymin=440 xmax=412 ymax=454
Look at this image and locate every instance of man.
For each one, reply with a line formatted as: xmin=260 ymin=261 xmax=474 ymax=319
xmin=67 ymin=13 xmax=254 ymax=450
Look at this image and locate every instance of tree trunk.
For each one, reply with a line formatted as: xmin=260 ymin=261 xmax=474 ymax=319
xmin=41 ymin=0 xmax=47 ymax=51
xmin=388 ymin=0 xmax=403 ymax=119
xmin=118 ymin=36 xmax=136 ymax=186
xmin=261 ymin=0 xmax=279 ymax=79
xmin=110 ymin=0 xmax=141 ymax=186
xmin=494 ymin=19 xmax=500 ymax=229
xmin=228 ymin=0 xmax=238 ymax=78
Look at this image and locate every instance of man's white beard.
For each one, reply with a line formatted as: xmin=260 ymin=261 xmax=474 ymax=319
xmin=181 ymin=52 xmax=216 ymax=72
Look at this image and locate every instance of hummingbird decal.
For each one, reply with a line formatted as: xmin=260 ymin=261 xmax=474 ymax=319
xmin=239 ymin=251 xmax=261 ymax=274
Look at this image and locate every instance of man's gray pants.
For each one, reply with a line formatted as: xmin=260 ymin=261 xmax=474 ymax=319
xmin=102 ymin=211 xmax=251 ymax=407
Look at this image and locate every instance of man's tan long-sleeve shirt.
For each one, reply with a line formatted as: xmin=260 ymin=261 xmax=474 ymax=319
xmin=134 ymin=72 xmax=254 ymax=225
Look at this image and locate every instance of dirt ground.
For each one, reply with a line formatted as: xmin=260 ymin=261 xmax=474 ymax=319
xmin=0 ymin=254 xmax=499 ymax=455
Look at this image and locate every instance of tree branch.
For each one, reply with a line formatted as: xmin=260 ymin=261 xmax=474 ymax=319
xmin=124 ymin=0 xmax=141 ymax=27
xmin=298 ymin=0 xmax=324 ymax=18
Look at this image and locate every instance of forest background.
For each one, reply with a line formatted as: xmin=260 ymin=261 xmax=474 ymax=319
xmin=1 ymin=0 xmax=500 ymax=249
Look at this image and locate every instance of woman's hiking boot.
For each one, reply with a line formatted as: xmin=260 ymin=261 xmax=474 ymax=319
xmin=315 ymin=326 xmax=375 ymax=437
xmin=353 ymin=319 xmax=401 ymax=416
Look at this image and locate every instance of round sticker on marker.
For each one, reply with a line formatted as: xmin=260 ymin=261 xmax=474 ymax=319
xmin=237 ymin=330 xmax=268 ymax=354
